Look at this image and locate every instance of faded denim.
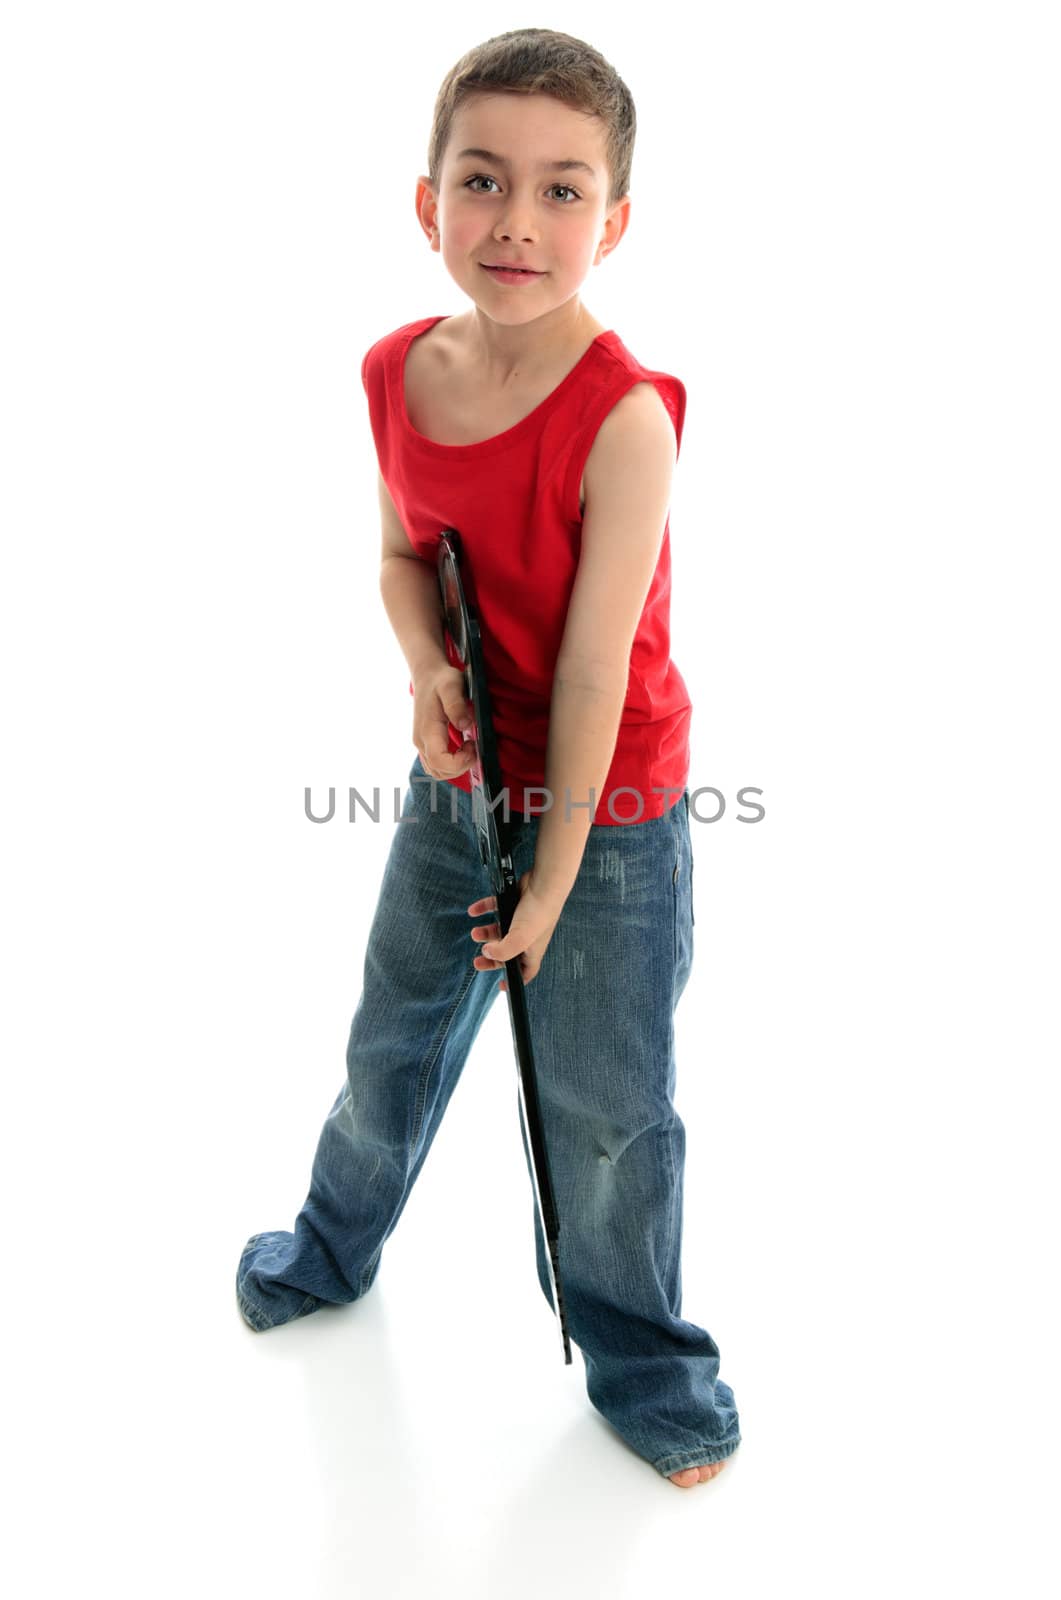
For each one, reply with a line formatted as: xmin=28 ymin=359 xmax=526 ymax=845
xmin=236 ymin=754 xmax=741 ymax=1478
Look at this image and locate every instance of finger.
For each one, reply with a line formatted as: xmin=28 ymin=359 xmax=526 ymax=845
xmin=483 ymin=940 xmax=521 ymax=967
xmin=442 ymin=698 xmax=474 ymax=732
xmin=498 ymin=950 xmax=539 ymax=991
xmin=422 ymin=740 xmax=471 ymax=771
xmin=421 ymin=747 xmax=474 ymax=778
xmin=499 ymin=955 xmax=533 ymax=994
xmin=467 ymin=896 xmax=498 ymax=915
xmin=470 ymin=922 xmax=501 ymax=945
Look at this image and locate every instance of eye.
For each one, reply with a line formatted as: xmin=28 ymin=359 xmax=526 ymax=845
xmin=462 ymin=175 xmax=582 ymax=203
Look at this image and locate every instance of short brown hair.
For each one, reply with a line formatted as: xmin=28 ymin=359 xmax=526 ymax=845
xmin=426 ymin=28 xmax=636 ymax=213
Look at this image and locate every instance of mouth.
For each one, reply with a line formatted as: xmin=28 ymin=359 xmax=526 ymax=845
xmin=480 ymin=263 xmax=544 ymax=277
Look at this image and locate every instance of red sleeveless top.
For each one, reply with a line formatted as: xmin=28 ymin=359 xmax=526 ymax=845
xmin=361 ymin=315 xmax=692 ymax=825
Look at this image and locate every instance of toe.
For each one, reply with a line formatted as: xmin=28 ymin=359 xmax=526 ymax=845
xmin=669 ymin=1457 xmax=732 ymax=1487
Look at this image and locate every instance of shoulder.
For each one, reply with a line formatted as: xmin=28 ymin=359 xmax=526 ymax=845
xmin=588 ymin=331 xmax=686 ymax=445
xmin=597 ymin=377 xmax=677 ymax=444
xmin=361 ymin=317 xmax=445 ymax=388
xmin=582 ymin=379 xmax=678 ymax=497
xmin=360 ymin=328 xmax=396 ymax=391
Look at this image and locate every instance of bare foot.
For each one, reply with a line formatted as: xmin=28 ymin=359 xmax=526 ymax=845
xmin=668 ymin=1458 xmax=730 ymax=1488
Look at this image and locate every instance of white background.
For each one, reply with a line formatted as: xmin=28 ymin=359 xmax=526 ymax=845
xmin=2 ymin=3 xmax=1057 ymax=1596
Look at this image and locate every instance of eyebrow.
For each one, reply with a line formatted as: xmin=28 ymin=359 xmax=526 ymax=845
xmin=454 ymin=146 xmax=597 ymax=179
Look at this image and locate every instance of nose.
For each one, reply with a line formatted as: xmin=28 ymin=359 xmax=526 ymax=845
xmin=494 ymin=221 xmax=536 ymax=243
xmin=493 ymin=189 xmax=539 ymax=242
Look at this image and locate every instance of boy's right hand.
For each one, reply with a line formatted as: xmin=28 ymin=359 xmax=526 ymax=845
xmin=411 ymin=663 xmax=478 ymax=779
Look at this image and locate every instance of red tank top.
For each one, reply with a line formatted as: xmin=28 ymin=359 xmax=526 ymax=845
xmin=361 ymin=314 xmax=692 ymax=825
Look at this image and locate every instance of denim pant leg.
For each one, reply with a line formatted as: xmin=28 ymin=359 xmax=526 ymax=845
xmin=507 ymin=792 xmax=742 ymax=1478
xmin=236 ymin=761 xmax=498 ymax=1331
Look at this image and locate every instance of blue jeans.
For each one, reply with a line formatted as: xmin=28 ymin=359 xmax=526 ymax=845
xmin=236 ymin=755 xmax=741 ymax=1477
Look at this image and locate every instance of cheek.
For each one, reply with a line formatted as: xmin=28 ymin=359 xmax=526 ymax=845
xmin=440 ymin=205 xmax=484 ymax=249
xmin=561 ymin=218 xmax=601 ymax=256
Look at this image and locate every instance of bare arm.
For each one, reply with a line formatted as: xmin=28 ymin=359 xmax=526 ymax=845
xmin=376 ymin=471 xmax=475 ymax=778
xmin=532 ymin=381 xmax=680 ymax=906
xmin=377 ymin=470 xmax=449 ymax=681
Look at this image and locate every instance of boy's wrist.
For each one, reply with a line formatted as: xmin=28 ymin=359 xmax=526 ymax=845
xmin=410 ymin=649 xmax=452 ymax=688
xmin=529 ymin=867 xmax=574 ymax=914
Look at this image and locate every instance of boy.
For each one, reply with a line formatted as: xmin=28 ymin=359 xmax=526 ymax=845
xmin=237 ymin=27 xmax=741 ymax=1489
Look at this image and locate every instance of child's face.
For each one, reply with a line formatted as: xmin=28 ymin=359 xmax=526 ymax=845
xmin=417 ymin=91 xmax=629 ymax=324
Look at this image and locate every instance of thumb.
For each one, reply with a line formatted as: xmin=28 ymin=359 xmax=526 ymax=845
xmin=483 ymin=931 xmax=513 ymax=961
xmin=443 ymin=691 xmax=473 ymax=731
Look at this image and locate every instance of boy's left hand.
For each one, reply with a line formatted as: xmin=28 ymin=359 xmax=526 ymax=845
xmin=468 ymin=871 xmax=563 ymax=991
